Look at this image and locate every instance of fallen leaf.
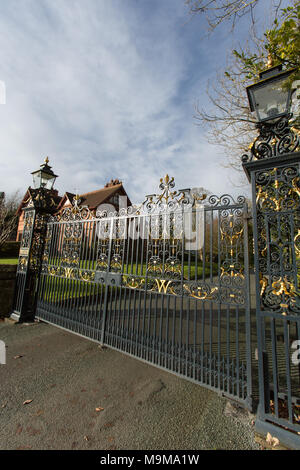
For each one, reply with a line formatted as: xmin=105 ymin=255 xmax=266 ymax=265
xmin=14 ymin=355 xmax=23 ymax=360
xmin=23 ymin=399 xmax=33 ymax=405
xmin=83 ymin=435 xmax=89 ymax=441
xmin=266 ymin=432 xmax=279 ymax=447
xmin=266 ymin=432 xmax=272 ymax=444
xmin=95 ymin=407 xmax=104 ymax=412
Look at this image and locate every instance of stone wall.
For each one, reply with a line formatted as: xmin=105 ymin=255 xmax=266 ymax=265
xmin=0 ymin=265 xmax=17 ymax=318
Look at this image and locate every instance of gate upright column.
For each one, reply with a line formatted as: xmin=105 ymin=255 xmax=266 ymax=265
xmin=241 ymin=63 xmax=300 ymax=448
xmin=243 ymin=149 xmax=300 ymax=448
xmin=11 ymin=158 xmax=59 ymax=323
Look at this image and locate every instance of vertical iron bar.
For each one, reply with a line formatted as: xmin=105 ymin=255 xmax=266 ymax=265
xmin=100 ymin=217 xmax=113 ymax=345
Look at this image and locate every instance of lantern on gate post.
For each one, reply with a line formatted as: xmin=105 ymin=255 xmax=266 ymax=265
xmin=246 ymin=64 xmax=296 ymax=122
xmin=242 ymin=64 xmax=299 ymax=162
xmin=31 ymin=157 xmax=57 ymax=190
xmin=28 ymin=157 xmax=59 ymax=211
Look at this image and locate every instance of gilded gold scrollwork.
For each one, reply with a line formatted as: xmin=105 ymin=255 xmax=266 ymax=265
xmin=255 ymin=167 xmax=299 ymax=315
xmin=79 ymin=270 xmax=95 ymax=282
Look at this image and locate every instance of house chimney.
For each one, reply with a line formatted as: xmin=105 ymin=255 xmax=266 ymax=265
xmin=104 ymin=179 xmax=122 ymax=187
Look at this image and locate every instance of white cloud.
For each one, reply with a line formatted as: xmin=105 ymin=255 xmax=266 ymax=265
xmin=0 ymin=0 xmax=251 ymax=205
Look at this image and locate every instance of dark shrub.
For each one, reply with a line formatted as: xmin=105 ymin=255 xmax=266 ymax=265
xmin=0 ymin=241 xmax=20 ymax=258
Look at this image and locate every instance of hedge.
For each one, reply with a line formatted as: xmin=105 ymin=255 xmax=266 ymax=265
xmin=0 ymin=241 xmax=20 ymax=258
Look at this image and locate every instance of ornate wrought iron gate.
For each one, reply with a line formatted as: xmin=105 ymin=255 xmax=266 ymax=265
xmin=34 ymin=177 xmax=252 ymax=408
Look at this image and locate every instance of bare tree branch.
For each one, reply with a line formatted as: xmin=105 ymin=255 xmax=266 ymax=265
xmin=0 ymin=191 xmax=21 ymax=248
xmin=185 ymin=0 xmax=260 ymax=31
xmin=191 ymin=0 xmax=300 ymax=172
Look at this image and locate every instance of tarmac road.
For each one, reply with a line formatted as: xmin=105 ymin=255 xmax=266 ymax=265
xmin=0 ymin=319 xmax=259 ymax=450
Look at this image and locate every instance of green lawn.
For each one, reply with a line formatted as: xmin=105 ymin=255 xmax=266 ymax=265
xmin=37 ymin=260 xmax=219 ymax=303
xmin=0 ymin=257 xmax=219 ymax=275
xmin=0 ymin=258 xmax=18 ymax=265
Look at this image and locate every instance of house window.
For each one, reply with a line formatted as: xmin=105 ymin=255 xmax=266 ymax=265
xmin=110 ymin=195 xmax=119 ymax=207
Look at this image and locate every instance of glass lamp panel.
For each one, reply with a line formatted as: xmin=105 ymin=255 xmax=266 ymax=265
xmin=251 ymin=78 xmax=290 ymax=121
xmin=41 ymin=172 xmax=55 ymax=190
xmin=32 ymin=171 xmax=41 ymax=189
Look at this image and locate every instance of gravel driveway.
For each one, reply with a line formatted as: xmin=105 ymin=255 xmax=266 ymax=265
xmin=0 ymin=319 xmax=259 ymax=450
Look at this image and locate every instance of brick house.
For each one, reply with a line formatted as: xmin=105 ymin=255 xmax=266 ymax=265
xmin=16 ymin=179 xmax=131 ymax=241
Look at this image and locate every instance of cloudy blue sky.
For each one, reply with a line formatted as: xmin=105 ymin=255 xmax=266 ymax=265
xmin=0 ymin=0 xmax=273 ymax=203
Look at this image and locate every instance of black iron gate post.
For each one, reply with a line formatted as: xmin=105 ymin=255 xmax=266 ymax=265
xmin=244 ymin=150 xmax=300 ymax=448
xmin=12 ymin=191 xmax=57 ymax=322
xmin=242 ymin=64 xmax=300 ymax=447
xmin=12 ymin=206 xmax=37 ymax=321
xmin=11 ymin=159 xmax=59 ymax=323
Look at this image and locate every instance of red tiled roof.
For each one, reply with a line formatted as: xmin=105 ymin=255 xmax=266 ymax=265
xmin=79 ymin=183 xmax=126 ymax=210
